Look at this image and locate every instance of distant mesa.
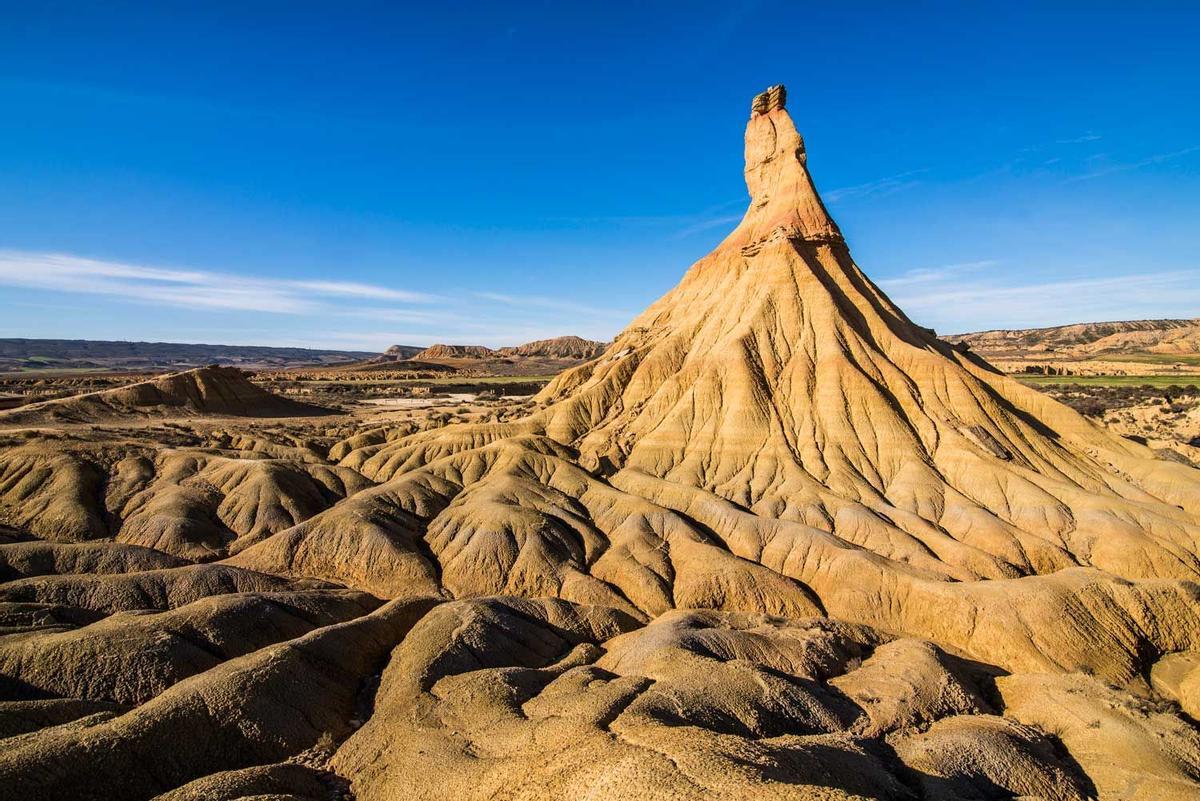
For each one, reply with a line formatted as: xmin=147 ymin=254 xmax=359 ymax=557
xmin=496 ymin=336 xmax=606 ymax=360
xmin=412 ymin=344 xmax=497 ymax=360
xmin=409 ymin=337 xmax=607 ymax=362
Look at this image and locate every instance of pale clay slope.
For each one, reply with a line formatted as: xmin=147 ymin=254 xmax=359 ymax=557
xmin=2 ymin=87 xmax=1200 ymax=799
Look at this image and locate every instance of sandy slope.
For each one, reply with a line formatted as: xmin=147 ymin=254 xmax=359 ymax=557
xmin=2 ymin=86 xmax=1200 ymax=800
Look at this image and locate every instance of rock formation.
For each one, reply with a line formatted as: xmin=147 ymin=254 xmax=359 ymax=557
xmin=496 ymin=335 xmax=606 ymax=360
xmin=946 ymin=318 xmax=1200 ymax=357
xmin=322 ymin=337 xmax=605 ymax=377
xmin=2 ymin=86 xmax=1200 ymax=800
xmin=411 ymin=343 xmax=497 ymax=360
xmin=383 ymin=344 xmax=422 ymax=358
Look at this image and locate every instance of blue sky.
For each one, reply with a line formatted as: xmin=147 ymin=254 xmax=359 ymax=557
xmin=1 ymin=1 xmax=1198 ymax=350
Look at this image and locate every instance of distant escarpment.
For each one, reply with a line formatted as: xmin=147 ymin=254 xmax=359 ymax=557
xmin=946 ymin=318 xmax=1200 ymax=360
xmin=411 ymin=344 xmax=496 ymax=360
xmin=496 ymin=336 xmax=606 ymax=360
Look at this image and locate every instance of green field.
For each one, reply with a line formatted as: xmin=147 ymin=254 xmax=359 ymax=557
xmin=1093 ymin=352 xmax=1200 ymax=366
xmin=1015 ymin=374 xmax=1200 ymax=388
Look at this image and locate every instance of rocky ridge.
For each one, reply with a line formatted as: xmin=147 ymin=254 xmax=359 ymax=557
xmin=946 ymin=318 xmax=1200 ymax=359
xmin=496 ymin=336 xmax=606 ymax=360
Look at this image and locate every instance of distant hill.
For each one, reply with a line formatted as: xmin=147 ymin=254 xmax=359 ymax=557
xmin=302 ymin=336 xmax=610 ymax=379
xmin=496 ymin=336 xmax=606 ymax=360
xmin=944 ymin=319 xmax=1200 ymax=361
xmin=0 ymin=365 xmax=332 ymax=425
xmin=410 ymin=337 xmax=607 ymax=362
xmin=403 ymin=337 xmax=608 ymax=376
xmin=0 ymin=338 xmax=395 ymax=372
xmin=412 ymin=344 xmax=497 ymax=360
xmin=382 ymin=344 xmax=424 ymax=358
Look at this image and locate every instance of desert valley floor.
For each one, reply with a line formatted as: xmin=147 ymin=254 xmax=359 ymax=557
xmin=2 ymin=87 xmax=1200 ymax=801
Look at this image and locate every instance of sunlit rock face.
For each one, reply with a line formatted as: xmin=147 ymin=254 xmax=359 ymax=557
xmin=3 ymin=86 xmax=1200 ymax=801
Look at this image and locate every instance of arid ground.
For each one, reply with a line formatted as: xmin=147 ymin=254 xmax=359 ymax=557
xmin=2 ymin=87 xmax=1200 ymax=800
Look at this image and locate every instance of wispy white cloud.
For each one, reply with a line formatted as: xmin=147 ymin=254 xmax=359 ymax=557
xmin=288 ymin=280 xmax=432 ymax=302
xmin=0 ymin=250 xmax=436 ymax=314
xmin=883 ymin=266 xmax=1200 ymax=334
xmin=825 ymin=169 xmax=928 ymax=204
xmin=1062 ymin=145 xmax=1200 ymax=183
xmin=339 ymin=307 xmax=447 ymax=324
xmin=0 ymin=249 xmax=630 ymax=350
xmin=877 ymin=260 xmax=998 ymax=289
xmin=674 ymin=214 xmax=744 ymax=239
xmin=1055 ymin=133 xmax=1102 ymax=145
xmin=471 ymin=291 xmax=631 ymax=319
xmin=547 ymin=198 xmax=749 ymax=242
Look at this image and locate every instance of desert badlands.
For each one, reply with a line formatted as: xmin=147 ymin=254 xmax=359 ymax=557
xmin=1 ymin=87 xmax=1200 ymax=800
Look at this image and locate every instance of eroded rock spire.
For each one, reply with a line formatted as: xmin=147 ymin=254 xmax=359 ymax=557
xmin=750 ymin=84 xmax=787 ymax=117
xmin=728 ymin=84 xmax=842 ymax=252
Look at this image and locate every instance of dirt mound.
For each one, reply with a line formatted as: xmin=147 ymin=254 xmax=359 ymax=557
xmin=0 ymin=366 xmax=332 ymax=426
xmin=332 ymin=599 xmax=1092 ymax=801
xmin=0 ymin=589 xmax=377 ymax=703
xmin=0 ymin=597 xmax=435 ymax=801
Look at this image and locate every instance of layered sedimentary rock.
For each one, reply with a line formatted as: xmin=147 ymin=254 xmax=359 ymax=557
xmin=496 ymin=336 xmax=607 ymax=360
xmin=411 ymin=343 xmax=496 ymax=360
xmin=2 ymin=86 xmax=1200 ymax=800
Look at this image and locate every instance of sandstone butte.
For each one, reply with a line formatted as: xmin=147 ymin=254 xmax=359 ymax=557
xmin=2 ymin=86 xmax=1200 ymax=801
